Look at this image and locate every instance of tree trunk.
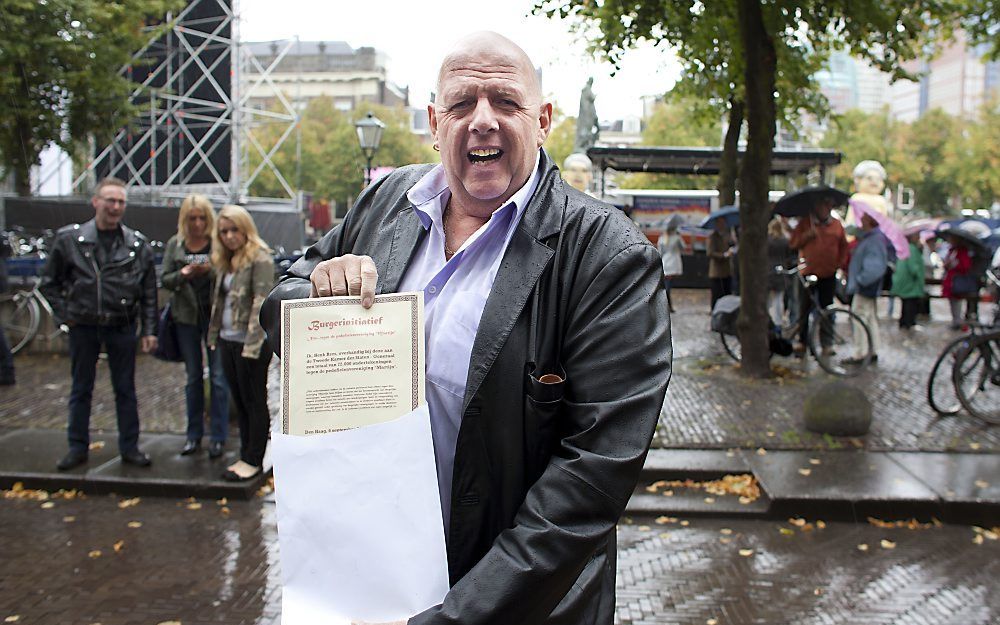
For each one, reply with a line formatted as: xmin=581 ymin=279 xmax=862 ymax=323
xmin=13 ymin=116 xmax=34 ymax=196
xmin=717 ymin=97 xmax=743 ymax=207
xmin=736 ymin=0 xmax=777 ymax=378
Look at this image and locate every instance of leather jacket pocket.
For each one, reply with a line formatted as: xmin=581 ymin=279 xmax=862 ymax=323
xmin=524 ymin=365 xmax=566 ymax=484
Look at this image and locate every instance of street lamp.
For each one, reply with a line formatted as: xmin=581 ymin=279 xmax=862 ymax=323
xmin=355 ymin=111 xmax=386 ymax=187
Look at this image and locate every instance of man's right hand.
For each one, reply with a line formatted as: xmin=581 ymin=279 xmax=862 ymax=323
xmin=310 ymin=254 xmax=378 ymax=309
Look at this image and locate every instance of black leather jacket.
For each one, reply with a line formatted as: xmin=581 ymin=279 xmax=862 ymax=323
xmin=262 ymin=150 xmax=672 ymax=625
xmin=40 ymin=219 xmax=158 ymax=335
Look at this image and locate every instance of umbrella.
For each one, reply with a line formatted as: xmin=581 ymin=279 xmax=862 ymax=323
xmin=849 ymin=199 xmax=909 ymax=260
xmin=902 ymin=217 xmax=942 ymax=237
xmin=661 ymin=213 xmax=684 ymax=231
xmin=773 ymin=186 xmax=850 ymax=218
xmin=936 ymin=222 xmax=989 ymax=254
xmin=700 ymin=205 xmax=739 ymax=229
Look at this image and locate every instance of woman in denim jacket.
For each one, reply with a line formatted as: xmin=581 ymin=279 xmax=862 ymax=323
xmin=161 ymin=194 xmax=230 ymax=458
xmin=208 ymin=205 xmax=275 ymax=481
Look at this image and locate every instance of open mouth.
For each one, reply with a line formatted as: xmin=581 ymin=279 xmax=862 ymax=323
xmin=468 ymin=148 xmax=503 ymax=164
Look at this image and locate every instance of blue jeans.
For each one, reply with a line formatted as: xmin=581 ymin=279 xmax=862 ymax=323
xmin=68 ymin=324 xmax=141 ymax=454
xmin=176 ymin=320 xmax=229 ymax=443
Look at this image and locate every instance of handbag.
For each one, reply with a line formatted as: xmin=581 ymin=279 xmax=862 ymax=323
xmin=152 ymin=302 xmax=184 ymax=362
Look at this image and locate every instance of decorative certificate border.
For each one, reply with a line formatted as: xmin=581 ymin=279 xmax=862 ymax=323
xmin=281 ymin=294 xmax=421 ymax=434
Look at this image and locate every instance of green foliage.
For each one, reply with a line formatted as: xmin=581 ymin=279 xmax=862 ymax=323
xmin=544 ymin=110 xmax=577 ymax=170
xmin=961 ymin=97 xmax=1000 ymax=208
xmin=248 ymin=99 xmax=435 ymax=207
xmin=0 ymin=0 xmax=183 ymax=194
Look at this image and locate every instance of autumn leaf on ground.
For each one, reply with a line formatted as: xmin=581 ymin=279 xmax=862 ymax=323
xmin=969 ymin=442 xmax=981 ymax=450
xmin=117 ymin=497 xmax=141 ymax=509
xmin=41 ymin=501 xmax=55 ymax=509
xmin=738 ymin=496 xmax=753 ymax=505
xmin=680 ymin=520 xmax=690 ymax=526
xmin=5 ymin=616 xmax=20 ymax=623
xmin=816 ymin=520 xmax=827 ymax=529
xmin=655 ymin=516 xmax=677 ymax=525
xmin=88 ymin=550 xmax=102 ymax=558
xmin=738 ymin=548 xmax=754 ymax=557
xmin=63 ymin=516 xmax=76 ymax=523
xmin=857 ymin=544 xmax=869 ymax=551
xmin=155 ymin=621 xmax=182 ymax=625
xmin=974 ymin=480 xmax=989 ymax=488
xmin=220 ymin=506 xmax=231 ymax=517
xmin=809 ymin=458 xmax=821 ymax=465
xmin=662 ymin=490 xmax=674 ymax=497
xmin=186 ymin=502 xmax=202 ymax=511
xmin=88 ymin=441 xmax=105 ymax=450
xmin=127 ymin=521 xmax=142 ymax=528
xmin=113 ymin=540 xmax=125 ymax=553
xmin=704 ymin=497 xmax=715 ymax=504
xmin=788 ymin=518 xmax=807 ymax=527
xmin=756 ymin=448 xmax=767 ymax=455
xmin=972 ymin=526 xmax=998 ymax=541
xmin=868 ymin=517 xmax=941 ymax=530
xmin=880 ymin=539 xmax=896 ymax=549
xmin=798 ymin=468 xmax=812 ymax=476
xmin=216 ymin=497 xmax=228 ymax=506
xmin=973 ymin=534 xmax=985 ymax=545
xmin=779 ymin=528 xmax=795 ymax=536
xmin=638 ymin=525 xmax=650 ymax=531
xmin=707 ymin=619 xmax=718 ymax=625
xmin=720 ymin=528 xmax=733 ymax=535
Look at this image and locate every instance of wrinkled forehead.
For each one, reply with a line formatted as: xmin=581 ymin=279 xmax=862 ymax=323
xmin=437 ymin=49 xmax=539 ymax=100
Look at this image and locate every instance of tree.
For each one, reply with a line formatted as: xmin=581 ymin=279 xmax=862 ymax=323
xmin=905 ymin=108 xmax=964 ymax=214
xmin=961 ymin=98 xmax=1000 ymax=208
xmin=0 ymin=0 xmax=182 ymax=195
xmin=539 ymin=0 xmax=957 ymax=377
xmin=541 ymin=108 xmax=576 ymax=168
xmin=248 ymin=99 xmax=435 ymax=209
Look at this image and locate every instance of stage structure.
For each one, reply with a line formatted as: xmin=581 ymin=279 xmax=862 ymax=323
xmin=32 ymin=0 xmax=300 ymax=206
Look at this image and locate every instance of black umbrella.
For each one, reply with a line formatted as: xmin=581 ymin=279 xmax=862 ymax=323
xmin=773 ymin=186 xmax=850 ymax=218
xmin=936 ymin=223 xmax=989 ymax=254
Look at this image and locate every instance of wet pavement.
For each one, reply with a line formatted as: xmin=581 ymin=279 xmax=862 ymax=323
xmin=1 ymin=289 xmax=998 ymax=623
xmin=0 ymin=492 xmax=997 ymax=625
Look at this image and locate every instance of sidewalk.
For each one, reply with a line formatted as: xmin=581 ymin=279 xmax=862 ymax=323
xmin=0 ymin=289 xmax=996 ymax=521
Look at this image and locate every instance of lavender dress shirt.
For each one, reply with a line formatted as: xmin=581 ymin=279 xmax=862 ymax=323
xmin=398 ymin=155 xmax=541 ymax=529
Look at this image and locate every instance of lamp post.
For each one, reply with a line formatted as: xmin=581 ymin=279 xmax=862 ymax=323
xmin=355 ymin=111 xmax=386 ymax=187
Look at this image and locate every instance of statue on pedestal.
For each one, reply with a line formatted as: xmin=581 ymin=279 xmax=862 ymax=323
xmin=574 ymin=78 xmax=599 ymax=154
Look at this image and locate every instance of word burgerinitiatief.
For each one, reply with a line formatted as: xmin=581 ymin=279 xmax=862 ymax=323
xmin=308 ymin=317 xmax=384 ymax=331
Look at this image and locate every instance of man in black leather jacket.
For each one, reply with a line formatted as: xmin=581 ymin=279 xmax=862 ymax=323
xmin=40 ymin=177 xmax=159 ymax=470
xmin=261 ymin=32 xmax=672 ymax=624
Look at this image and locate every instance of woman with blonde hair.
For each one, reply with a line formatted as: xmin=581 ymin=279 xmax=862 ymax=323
xmin=208 ymin=205 xmax=275 ymax=481
xmin=161 ymin=194 xmax=229 ymax=458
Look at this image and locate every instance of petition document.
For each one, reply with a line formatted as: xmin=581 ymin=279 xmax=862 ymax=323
xmin=280 ymin=292 xmax=425 ymax=435
xmin=273 ymin=292 xmax=448 ymax=624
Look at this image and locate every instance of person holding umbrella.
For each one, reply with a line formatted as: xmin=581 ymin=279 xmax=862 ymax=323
xmin=657 ymin=215 xmax=685 ymax=313
xmin=939 ymin=225 xmax=988 ymax=330
xmin=782 ymin=189 xmax=849 ymax=354
xmin=707 ymin=216 xmax=735 ymax=311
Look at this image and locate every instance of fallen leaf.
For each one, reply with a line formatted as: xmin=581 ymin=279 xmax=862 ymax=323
xmin=738 ymin=496 xmax=752 ymax=505
xmin=779 ymin=528 xmax=795 ymax=536
xmin=155 ymin=621 xmax=182 ymax=625
xmin=707 ymin=619 xmax=718 ymax=625
xmin=814 ymin=588 xmax=823 ymax=596
xmin=973 ymin=534 xmax=984 ymax=544
xmin=809 ymin=458 xmax=821 ymax=465
xmin=719 ymin=537 xmax=731 ymax=544
xmin=88 ymin=550 xmax=102 ymax=558
xmin=680 ymin=520 xmax=690 ymax=526
xmin=789 ymin=518 xmax=807 ymax=527
xmin=41 ymin=501 xmax=55 ymax=509
xmin=88 ymin=441 xmax=105 ymax=450
xmin=63 ymin=516 xmax=76 ymax=523
xmin=704 ymin=497 xmax=715 ymax=504
xmin=738 ymin=548 xmax=754 ymax=557
xmin=880 ymin=539 xmax=896 ymax=549
xmin=969 ymin=442 xmax=981 ymax=450
xmin=974 ymin=480 xmax=989 ymax=489
xmin=113 ymin=540 xmax=125 ymax=553
xmin=127 ymin=521 xmax=142 ymax=528
xmin=798 ymin=468 xmax=812 ymax=476
xmin=220 ymin=506 xmax=231 ymax=517
xmin=662 ymin=490 xmax=674 ymax=497
xmin=117 ymin=498 xmax=141 ymax=509
xmin=216 ymin=497 xmax=228 ymax=506
xmin=658 ymin=532 xmax=670 ymax=539
xmin=857 ymin=544 xmax=869 ymax=551
xmin=5 ymin=616 xmax=20 ymax=623
xmin=766 ymin=431 xmax=776 ymax=437
xmin=816 ymin=520 xmax=827 ymax=529
xmin=655 ymin=516 xmax=677 ymax=525
xmin=756 ymin=448 xmax=767 ymax=456
xmin=720 ymin=528 xmax=733 ymax=535
xmin=186 ymin=502 xmax=202 ymax=511
xmin=638 ymin=525 xmax=650 ymax=532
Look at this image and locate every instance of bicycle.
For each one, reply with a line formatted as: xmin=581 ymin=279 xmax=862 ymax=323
xmin=951 ymin=328 xmax=1000 ymax=424
xmin=0 ymin=280 xmax=65 ymax=354
xmin=716 ymin=263 xmax=874 ymax=377
xmin=926 ymin=267 xmax=1000 ymax=421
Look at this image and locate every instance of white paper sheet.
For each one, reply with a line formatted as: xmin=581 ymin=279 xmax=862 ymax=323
xmin=271 ymin=404 xmax=449 ymax=624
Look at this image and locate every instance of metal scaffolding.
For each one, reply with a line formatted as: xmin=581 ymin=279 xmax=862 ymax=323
xmin=32 ymin=0 xmax=299 ymax=206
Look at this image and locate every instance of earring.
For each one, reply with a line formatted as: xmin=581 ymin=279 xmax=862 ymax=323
xmin=433 ymin=143 xmax=440 ymax=152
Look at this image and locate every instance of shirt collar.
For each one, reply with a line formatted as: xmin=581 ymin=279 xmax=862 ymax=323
xmin=407 ymin=152 xmax=542 ymax=230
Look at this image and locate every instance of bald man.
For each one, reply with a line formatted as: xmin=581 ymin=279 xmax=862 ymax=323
xmin=262 ymin=32 xmax=671 ymax=624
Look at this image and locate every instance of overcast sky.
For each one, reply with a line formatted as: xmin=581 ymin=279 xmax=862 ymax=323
xmin=239 ymin=0 xmax=681 ymax=120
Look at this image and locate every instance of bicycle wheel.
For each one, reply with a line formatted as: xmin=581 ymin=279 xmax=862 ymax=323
xmin=952 ymin=332 xmax=1000 ymax=425
xmin=0 ymin=291 xmax=41 ymax=354
xmin=927 ymin=334 xmax=976 ymax=416
xmin=808 ymin=307 xmax=872 ymax=376
xmin=719 ymin=332 xmax=741 ymax=362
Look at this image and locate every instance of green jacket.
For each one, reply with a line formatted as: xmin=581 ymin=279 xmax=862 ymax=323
xmin=207 ymin=248 xmax=274 ymax=359
xmin=890 ymin=242 xmax=925 ymax=299
xmin=160 ymin=235 xmax=216 ymax=326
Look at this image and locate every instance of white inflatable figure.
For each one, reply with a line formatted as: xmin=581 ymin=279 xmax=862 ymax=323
xmin=562 ymin=152 xmax=594 ymax=194
xmin=849 ymin=160 xmax=890 ymax=224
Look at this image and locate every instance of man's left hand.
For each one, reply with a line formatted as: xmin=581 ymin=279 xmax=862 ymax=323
xmin=141 ymin=335 xmax=158 ymax=353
